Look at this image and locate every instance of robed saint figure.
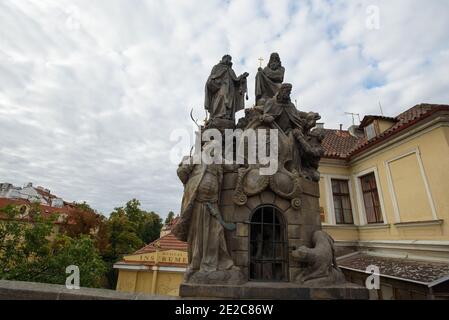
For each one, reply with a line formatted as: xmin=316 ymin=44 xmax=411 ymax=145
xmin=205 ymin=55 xmax=249 ymax=122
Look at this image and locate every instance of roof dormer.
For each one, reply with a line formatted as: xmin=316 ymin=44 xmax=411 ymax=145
xmin=359 ymin=116 xmax=397 ymax=140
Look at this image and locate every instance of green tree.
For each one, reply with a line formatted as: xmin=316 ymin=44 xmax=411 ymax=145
xmin=108 ymin=207 xmax=143 ymax=257
xmin=122 ymin=199 xmax=162 ymax=244
xmin=29 ymin=235 xmax=106 ymax=288
xmin=61 ymin=202 xmax=111 ymax=256
xmin=165 ymin=211 xmax=175 ymax=225
xmin=0 ymin=204 xmax=106 ymax=288
xmin=103 ymin=199 xmax=162 ymax=288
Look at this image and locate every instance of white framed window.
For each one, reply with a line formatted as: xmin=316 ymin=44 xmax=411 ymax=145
xmin=359 ymin=172 xmax=383 ymax=224
xmin=331 ymin=179 xmax=354 ymax=224
xmin=323 ymin=175 xmax=357 ymax=225
xmin=353 ymin=167 xmax=387 ymax=226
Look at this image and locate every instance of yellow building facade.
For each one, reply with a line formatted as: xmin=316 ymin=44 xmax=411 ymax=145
xmin=319 ymin=104 xmax=449 ymax=258
xmin=318 ymin=104 xmax=449 ymax=299
xmin=114 ymin=232 xmax=187 ymax=296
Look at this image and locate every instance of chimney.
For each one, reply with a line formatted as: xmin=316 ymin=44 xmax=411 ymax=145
xmin=339 ymin=124 xmax=343 ymax=131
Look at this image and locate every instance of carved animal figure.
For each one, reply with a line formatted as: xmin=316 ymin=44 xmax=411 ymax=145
xmin=292 ymin=230 xmax=341 ymax=283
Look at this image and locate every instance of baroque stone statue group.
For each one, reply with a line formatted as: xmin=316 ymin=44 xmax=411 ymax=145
xmin=172 ymin=53 xmax=347 ymax=294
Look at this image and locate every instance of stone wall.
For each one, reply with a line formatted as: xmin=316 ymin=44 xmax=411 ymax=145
xmin=0 ymin=280 xmax=176 ymax=300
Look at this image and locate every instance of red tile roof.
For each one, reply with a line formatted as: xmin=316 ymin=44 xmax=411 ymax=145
xmin=322 ymin=129 xmax=365 ymax=159
xmin=350 ymin=104 xmax=449 ymax=158
xmin=322 ymin=104 xmax=449 ymax=160
xmin=0 ymin=198 xmax=76 ymax=224
xmin=134 ymin=232 xmax=187 ymax=254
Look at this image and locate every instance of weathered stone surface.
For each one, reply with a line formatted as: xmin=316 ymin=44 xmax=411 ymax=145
xmin=288 ymin=239 xmax=305 ymax=250
xmin=179 ymin=282 xmax=369 ymax=300
xmin=233 ymin=251 xmax=248 ymax=267
xmin=232 ymin=236 xmax=249 ymax=251
xmin=285 ymin=207 xmax=301 ymax=224
xmin=309 ymin=284 xmax=369 ymax=300
xmin=245 ymin=194 xmax=261 ymax=210
xmin=301 ymin=211 xmax=321 ymax=225
xmin=260 ymin=190 xmax=276 ymax=204
xmin=301 ymin=178 xmax=320 ymax=197
xmin=220 ymin=205 xmax=235 ymax=222
xmin=289 ymin=257 xmax=304 ymax=268
xmin=275 ymin=196 xmax=291 ymax=212
xmin=288 ymin=224 xmax=301 ymax=239
xmin=219 ymin=190 xmax=236 ymax=206
xmin=0 ymin=280 xmax=176 ymax=300
xmin=300 ymin=225 xmax=321 ymax=247
xmin=225 ymin=229 xmax=235 ymax=254
xmin=222 ymin=172 xmax=238 ymax=190
xmin=186 ymin=268 xmax=246 ymax=285
xmin=289 ymin=267 xmax=303 ymax=281
xmin=234 ymin=205 xmax=251 ymax=223
xmin=236 ymin=223 xmax=248 ymax=237
xmin=301 ymin=193 xmax=320 ymax=211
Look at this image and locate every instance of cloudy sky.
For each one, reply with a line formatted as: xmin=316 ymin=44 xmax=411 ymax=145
xmin=1 ymin=0 xmax=448 ymax=217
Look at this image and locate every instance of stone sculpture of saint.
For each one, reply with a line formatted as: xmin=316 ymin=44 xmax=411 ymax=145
xmin=172 ymin=141 xmax=240 ymax=283
xmin=260 ymin=83 xmax=306 ymax=173
xmin=261 ymin=83 xmax=324 ymax=180
xmin=255 ymin=52 xmax=285 ymax=106
xmin=205 ymin=55 xmax=249 ymax=122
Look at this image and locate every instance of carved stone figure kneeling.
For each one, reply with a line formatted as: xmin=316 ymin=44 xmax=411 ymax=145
xmin=292 ymin=230 xmax=346 ymax=287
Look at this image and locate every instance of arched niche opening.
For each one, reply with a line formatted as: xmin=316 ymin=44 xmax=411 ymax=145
xmin=249 ymin=205 xmax=288 ymax=281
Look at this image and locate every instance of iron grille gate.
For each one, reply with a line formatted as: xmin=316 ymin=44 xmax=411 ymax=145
xmin=249 ymin=205 xmax=288 ymax=281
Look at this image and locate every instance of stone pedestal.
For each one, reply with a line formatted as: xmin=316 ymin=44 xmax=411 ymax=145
xmin=219 ymin=171 xmax=324 ymax=282
xmin=179 ymin=282 xmax=369 ymax=300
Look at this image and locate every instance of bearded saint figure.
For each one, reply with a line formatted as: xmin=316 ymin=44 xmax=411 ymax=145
xmin=255 ymin=52 xmax=285 ymax=106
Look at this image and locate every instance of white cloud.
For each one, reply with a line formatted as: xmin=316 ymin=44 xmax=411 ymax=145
xmin=1 ymin=0 xmax=448 ymax=217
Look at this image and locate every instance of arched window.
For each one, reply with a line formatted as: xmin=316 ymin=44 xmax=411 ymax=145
xmin=249 ymin=205 xmax=288 ymax=281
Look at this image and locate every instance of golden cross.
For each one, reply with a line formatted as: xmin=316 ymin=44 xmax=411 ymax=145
xmin=258 ymin=57 xmax=264 ymax=68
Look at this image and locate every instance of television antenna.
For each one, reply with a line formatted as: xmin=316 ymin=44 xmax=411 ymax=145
xmin=378 ymin=101 xmax=384 ymax=116
xmin=344 ymin=112 xmax=361 ymax=126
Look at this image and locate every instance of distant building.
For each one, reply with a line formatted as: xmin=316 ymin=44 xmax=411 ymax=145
xmin=0 ymin=182 xmax=64 ymax=207
xmin=319 ymin=103 xmax=449 ymax=299
xmin=0 ymin=182 xmax=75 ymax=225
xmin=114 ymin=218 xmax=187 ymax=296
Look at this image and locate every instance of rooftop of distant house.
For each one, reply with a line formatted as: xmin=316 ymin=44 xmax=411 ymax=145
xmin=134 ymin=231 xmax=187 ymax=255
xmin=0 ymin=182 xmax=78 ymax=224
xmin=321 ymin=103 xmax=449 ymax=160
